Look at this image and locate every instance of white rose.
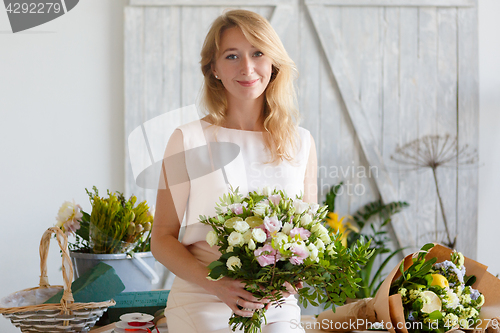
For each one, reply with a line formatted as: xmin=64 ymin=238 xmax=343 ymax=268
xmin=228 ymin=231 xmax=244 ymax=247
xmin=226 ymin=256 xmax=242 ymax=271
xmin=293 ymin=199 xmax=309 ymax=215
xmin=242 ymin=230 xmax=253 ymax=243
xmin=311 ymin=223 xmax=331 ymax=244
xmin=206 ymin=230 xmax=218 ymax=247
xmin=282 ymin=222 xmax=294 ymax=235
xmin=234 ymin=221 xmax=250 ymax=233
xmin=300 ymin=214 xmax=313 ymax=227
xmin=248 ymin=239 xmax=256 ymax=251
xmin=252 ymin=228 xmax=267 ymax=243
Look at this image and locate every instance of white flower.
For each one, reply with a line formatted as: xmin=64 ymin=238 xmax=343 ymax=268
xmin=446 ymin=289 xmax=460 ymax=309
xmin=311 ymin=223 xmax=331 ymax=244
xmin=226 ymin=256 xmax=242 ymax=271
xmin=234 ymin=221 xmax=250 ymax=233
xmin=206 ymin=230 xmax=218 ymax=247
xmin=273 ymin=232 xmax=289 ymax=247
xmin=228 ymin=231 xmax=244 ymax=247
xmin=252 ymin=228 xmax=267 ymax=243
xmin=293 ymin=199 xmax=309 ymax=215
xmin=309 ymin=203 xmax=320 ymax=214
xmin=253 ymin=201 xmax=270 ymax=217
xmin=262 ymin=186 xmax=272 ymax=196
xmin=282 ymin=222 xmax=294 ymax=235
xmin=56 ymin=200 xmax=83 ymax=236
xmin=227 ymin=246 xmax=234 ymax=253
xmin=248 ymin=239 xmax=256 ymax=251
xmin=300 ymin=214 xmax=313 ymax=227
xmin=444 ymin=313 xmax=459 ymax=328
xmin=242 ymin=230 xmax=253 ymax=243
xmin=460 ymin=294 xmax=471 ymax=304
xmin=314 ymin=238 xmax=325 ymax=251
xmin=307 ymin=243 xmax=319 ymax=262
xmin=326 ymin=243 xmax=337 ymax=256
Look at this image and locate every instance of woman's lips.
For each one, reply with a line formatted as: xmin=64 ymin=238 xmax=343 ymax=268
xmin=237 ymin=79 xmax=259 ymax=87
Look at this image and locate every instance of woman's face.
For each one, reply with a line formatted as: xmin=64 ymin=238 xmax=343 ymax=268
xmin=212 ymin=27 xmax=273 ymax=103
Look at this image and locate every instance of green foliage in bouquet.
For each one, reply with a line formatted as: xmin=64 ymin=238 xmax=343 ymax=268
xmin=200 ymin=186 xmax=373 ymax=333
xmin=323 ymin=182 xmax=408 ymax=298
xmin=57 ymin=186 xmax=153 ymax=254
xmin=390 ymin=243 xmax=485 ymax=332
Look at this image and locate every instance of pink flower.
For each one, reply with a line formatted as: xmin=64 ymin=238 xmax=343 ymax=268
xmin=289 ymin=244 xmax=309 ymax=265
xmin=268 ymin=194 xmax=281 ymax=206
xmin=289 ymin=227 xmax=311 ymax=240
xmin=263 ymin=215 xmax=282 ymax=234
xmin=254 ymin=244 xmax=281 ymax=267
xmin=229 ymin=202 xmax=247 ymax=215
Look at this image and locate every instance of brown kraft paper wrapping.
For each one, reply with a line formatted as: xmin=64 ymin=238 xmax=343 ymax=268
xmin=317 ymin=244 xmax=500 ymax=333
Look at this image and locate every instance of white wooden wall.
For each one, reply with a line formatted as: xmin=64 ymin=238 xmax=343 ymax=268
xmin=124 ymin=0 xmax=479 ymax=261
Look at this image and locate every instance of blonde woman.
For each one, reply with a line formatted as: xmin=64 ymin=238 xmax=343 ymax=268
xmin=152 ymin=9 xmax=317 ymax=333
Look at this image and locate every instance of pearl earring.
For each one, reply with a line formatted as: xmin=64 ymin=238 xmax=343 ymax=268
xmin=215 ymin=75 xmax=219 ymax=79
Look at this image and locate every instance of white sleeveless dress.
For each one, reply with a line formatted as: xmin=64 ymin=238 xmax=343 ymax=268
xmin=165 ymin=119 xmax=310 ymax=333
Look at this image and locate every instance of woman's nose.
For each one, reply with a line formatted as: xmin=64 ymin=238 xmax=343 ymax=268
xmin=240 ymin=56 xmax=254 ymax=76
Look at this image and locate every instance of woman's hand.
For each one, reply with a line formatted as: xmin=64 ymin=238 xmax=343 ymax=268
xmin=206 ymin=277 xmax=267 ymax=317
xmin=264 ymin=281 xmax=304 ymax=310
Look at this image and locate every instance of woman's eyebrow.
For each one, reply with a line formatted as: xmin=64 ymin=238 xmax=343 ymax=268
xmin=221 ymin=46 xmax=258 ymax=54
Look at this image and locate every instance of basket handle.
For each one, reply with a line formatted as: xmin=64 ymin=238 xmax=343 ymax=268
xmin=39 ymin=227 xmax=74 ymax=310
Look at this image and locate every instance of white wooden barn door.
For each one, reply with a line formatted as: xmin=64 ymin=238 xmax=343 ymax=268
xmin=124 ymin=0 xmax=479 ymax=258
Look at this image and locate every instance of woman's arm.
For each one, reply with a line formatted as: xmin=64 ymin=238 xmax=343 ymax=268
xmin=303 ymin=133 xmax=318 ymax=204
xmin=151 ymin=129 xmax=264 ymax=316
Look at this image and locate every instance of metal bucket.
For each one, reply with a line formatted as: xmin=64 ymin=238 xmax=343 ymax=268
xmin=69 ymin=251 xmax=159 ymax=292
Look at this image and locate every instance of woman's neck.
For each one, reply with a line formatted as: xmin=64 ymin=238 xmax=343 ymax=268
xmin=224 ymin=94 xmax=265 ymax=131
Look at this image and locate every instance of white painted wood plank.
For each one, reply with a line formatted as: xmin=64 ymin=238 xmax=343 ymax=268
xmin=269 ymin=4 xmax=295 ymax=43
xmin=416 ymin=7 xmax=439 ymax=247
xmin=304 ymin=0 xmax=475 ymax=7
xmin=380 ymin=7 xmax=405 ymax=272
xmin=456 ymin=5 xmax=478 ymax=259
xmin=435 ymin=7 xmax=458 ymax=249
xmin=306 ymin=4 xmax=417 ymax=253
xmin=320 ymin=6 xmax=352 ymax=217
xmin=397 ymin=7 xmax=419 ymax=249
xmin=125 ymin=6 xmax=147 ymax=199
xmin=130 ymin=0 xmax=289 ymax=6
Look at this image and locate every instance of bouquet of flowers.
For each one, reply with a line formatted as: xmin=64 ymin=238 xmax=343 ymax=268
xmin=317 ymin=243 xmax=500 ymax=333
xmin=200 ymin=186 xmax=373 ymax=333
xmin=55 ymin=186 xmax=154 ymax=254
xmin=390 ymin=243 xmax=485 ymax=331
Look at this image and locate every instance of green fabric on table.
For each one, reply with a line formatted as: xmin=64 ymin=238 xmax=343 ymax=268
xmin=44 ymin=262 xmax=125 ymax=303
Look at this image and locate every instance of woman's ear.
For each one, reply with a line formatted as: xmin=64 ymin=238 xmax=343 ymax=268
xmin=211 ymin=63 xmax=218 ymax=79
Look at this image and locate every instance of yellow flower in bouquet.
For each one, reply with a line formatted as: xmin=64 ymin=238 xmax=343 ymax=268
xmin=325 ymin=212 xmax=358 ymax=246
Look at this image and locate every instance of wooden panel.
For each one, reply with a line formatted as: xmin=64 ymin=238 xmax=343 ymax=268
xmin=397 ymin=7 xmax=419 ymax=248
xmin=416 ymin=7 xmax=439 ymax=245
xmin=306 ymin=4 xmax=417 ymax=253
xmin=125 ymin=6 xmax=147 ymax=200
xmin=435 ymin=7 xmax=458 ymax=249
xmin=305 ymin=0 xmax=475 ymax=7
xmin=456 ymin=5 xmax=479 ymax=259
xmin=130 ymin=0 xmax=287 ymax=5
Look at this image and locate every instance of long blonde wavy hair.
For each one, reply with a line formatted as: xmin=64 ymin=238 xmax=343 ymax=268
xmin=200 ymin=9 xmax=300 ymax=164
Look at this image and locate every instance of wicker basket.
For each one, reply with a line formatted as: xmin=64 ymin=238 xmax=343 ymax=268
xmin=0 ymin=227 xmax=116 ymax=332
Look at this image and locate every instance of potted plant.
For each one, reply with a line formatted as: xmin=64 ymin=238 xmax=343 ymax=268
xmin=55 ymin=186 xmax=158 ymax=292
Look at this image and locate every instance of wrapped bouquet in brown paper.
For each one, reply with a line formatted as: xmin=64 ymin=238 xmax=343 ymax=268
xmin=317 ymin=243 xmax=500 ymax=333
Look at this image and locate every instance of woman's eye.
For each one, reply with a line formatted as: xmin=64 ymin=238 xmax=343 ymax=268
xmin=225 ymin=54 xmax=238 ymax=60
xmin=254 ymin=51 xmax=264 ymax=57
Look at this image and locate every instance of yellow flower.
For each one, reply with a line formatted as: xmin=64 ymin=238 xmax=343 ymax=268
xmin=430 ymin=274 xmax=449 ymax=288
xmin=324 ymin=212 xmax=358 ymax=246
